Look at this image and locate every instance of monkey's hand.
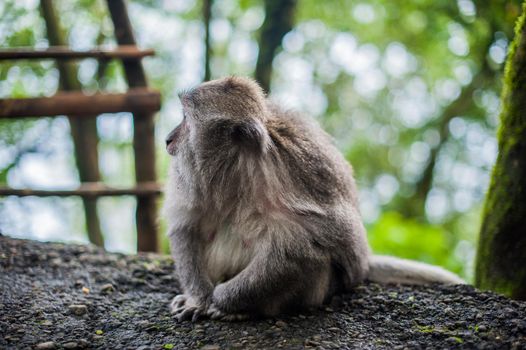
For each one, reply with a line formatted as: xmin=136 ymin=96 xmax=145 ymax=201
xmin=206 ymin=284 xmax=250 ymax=322
xmin=170 ymin=294 xmax=209 ymax=322
xmin=206 ymin=303 xmax=250 ymax=321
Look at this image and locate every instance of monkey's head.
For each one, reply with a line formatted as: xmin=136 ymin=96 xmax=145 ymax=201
xmin=165 ymin=76 xmax=271 ymax=158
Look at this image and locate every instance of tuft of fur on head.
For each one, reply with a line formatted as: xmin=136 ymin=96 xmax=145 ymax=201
xmin=221 ymin=76 xmax=267 ymax=104
xmin=181 ymin=76 xmax=269 ymax=122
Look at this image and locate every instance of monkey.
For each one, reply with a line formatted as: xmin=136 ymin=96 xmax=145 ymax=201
xmin=163 ymin=76 xmax=463 ymax=322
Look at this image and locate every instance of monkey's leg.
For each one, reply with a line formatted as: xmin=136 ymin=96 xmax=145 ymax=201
xmin=207 ymin=241 xmax=329 ymax=320
xmin=168 ymin=224 xmax=213 ymax=322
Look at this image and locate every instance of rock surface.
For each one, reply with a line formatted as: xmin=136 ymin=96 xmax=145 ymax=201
xmin=1 ymin=235 xmax=525 ymax=349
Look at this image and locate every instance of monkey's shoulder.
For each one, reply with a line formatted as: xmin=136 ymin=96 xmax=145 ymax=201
xmin=265 ymin=105 xmax=356 ymax=203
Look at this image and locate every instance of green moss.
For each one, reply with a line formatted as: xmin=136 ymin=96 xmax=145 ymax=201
xmin=450 ymin=336 xmax=464 ymax=344
xmin=164 ymin=344 xmax=174 ymax=349
xmin=416 ymin=325 xmax=435 ymax=333
xmin=415 ymin=323 xmax=470 ymax=342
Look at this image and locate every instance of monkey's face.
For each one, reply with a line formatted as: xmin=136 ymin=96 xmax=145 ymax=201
xmin=166 ymin=77 xmax=270 ymax=158
xmin=165 ymin=110 xmax=190 ymax=156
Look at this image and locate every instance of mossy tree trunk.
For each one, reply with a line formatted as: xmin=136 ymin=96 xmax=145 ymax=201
xmin=475 ymin=2 xmax=526 ymax=300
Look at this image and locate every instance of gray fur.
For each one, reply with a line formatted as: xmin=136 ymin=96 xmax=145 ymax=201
xmin=368 ymin=255 xmax=465 ymax=285
xmin=163 ymin=77 xmax=462 ymax=321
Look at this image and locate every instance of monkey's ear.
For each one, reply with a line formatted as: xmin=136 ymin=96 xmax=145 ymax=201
xmin=231 ymin=121 xmax=269 ymax=153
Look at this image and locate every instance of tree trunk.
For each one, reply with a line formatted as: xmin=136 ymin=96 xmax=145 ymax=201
xmin=409 ymin=64 xmax=490 ymax=218
xmin=475 ymin=2 xmax=526 ymax=300
xmin=255 ymin=0 xmax=297 ymax=93
xmin=203 ymin=0 xmax=212 ymax=81
xmin=40 ymin=0 xmax=104 ymax=247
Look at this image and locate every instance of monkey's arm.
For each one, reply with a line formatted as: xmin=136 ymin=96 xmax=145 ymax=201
xmin=208 ymin=237 xmax=325 ymax=319
xmin=168 ymin=224 xmax=213 ymax=321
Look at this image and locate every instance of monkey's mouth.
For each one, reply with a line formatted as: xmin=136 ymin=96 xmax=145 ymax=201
xmin=165 ymin=121 xmax=186 ymax=155
xmin=165 ymin=131 xmax=177 ymax=155
xmin=166 ymin=141 xmax=176 ymax=156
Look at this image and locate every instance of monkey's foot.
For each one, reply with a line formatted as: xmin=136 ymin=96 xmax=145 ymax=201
xmin=170 ymin=294 xmax=207 ymax=322
xmin=206 ymin=303 xmax=250 ymax=322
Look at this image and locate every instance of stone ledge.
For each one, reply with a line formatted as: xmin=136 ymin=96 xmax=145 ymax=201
xmin=1 ymin=235 xmax=525 ymax=349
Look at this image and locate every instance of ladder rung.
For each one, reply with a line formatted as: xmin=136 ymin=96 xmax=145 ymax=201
xmin=0 ymin=88 xmax=161 ymax=118
xmin=0 ymin=182 xmax=162 ymax=197
xmin=0 ymin=45 xmax=155 ymax=60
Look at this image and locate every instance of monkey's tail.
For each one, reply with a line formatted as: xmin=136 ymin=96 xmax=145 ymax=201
xmin=367 ymin=255 xmax=465 ymax=285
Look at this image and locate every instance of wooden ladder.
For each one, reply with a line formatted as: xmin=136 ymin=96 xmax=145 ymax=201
xmin=0 ymin=0 xmax=161 ymax=252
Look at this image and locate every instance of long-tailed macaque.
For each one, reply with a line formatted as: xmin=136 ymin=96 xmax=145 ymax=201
xmin=163 ymin=77 xmax=463 ymax=321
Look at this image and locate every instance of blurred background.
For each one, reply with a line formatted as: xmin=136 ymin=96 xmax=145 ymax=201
xmin=0 ymin=0 xmax=522 ymax=282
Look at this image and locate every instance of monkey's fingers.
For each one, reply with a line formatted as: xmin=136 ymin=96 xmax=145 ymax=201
xmin=208 ymin=310 xmax=249 ymax=322
xmin=173 ymin=294 xmax=187 ymax=303
xmin=221 ymin=313 xmax=250 ymax=322
xmin=206 ymin=303 xmax=248 ymax=321
xmin=170 ymin=303 xmax=186 ymax=315
xmin=170 ymin=304 xmax=186 ymax=315
xmin=206 ymin=304 xmax=224 ymax=320
xmin=175 ymin=306 xmax=198 ymax=322
xmin=191 ymin=308 xmax=205 ymax=322
xmin=170 ymin=294 xmax=188 ymax=309
xmin=173 ymin=304 xmax=207 ymax=322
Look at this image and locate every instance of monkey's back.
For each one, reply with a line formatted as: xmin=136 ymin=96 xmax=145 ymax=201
xmin=266 ymin=103 xmax=360 ymax=208
xmin=264 ymin=103 xmax=370 ymax=289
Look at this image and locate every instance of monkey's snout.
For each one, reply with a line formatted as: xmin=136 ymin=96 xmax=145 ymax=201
xmin=165 ymin=129 xmax=177 ymax=147
xmin=165 ymin=133 xmax=176 ymax=155
xmin=165 ymin=126 xmax=182 ymax=155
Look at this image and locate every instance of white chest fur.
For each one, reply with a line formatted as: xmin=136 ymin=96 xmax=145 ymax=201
xmin=204 ymin=224 xmax=255 ymax=284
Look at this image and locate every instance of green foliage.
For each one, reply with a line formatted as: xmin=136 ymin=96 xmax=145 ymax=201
xmin=368 ymin=211 xmax=462 ymax=274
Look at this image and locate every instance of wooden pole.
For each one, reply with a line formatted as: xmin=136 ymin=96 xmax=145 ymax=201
xmin=107 ymin=0 xmax=159 ymax=252
xmin=0 ymin=46 xmax=155 ymax=60
xmin=40 ymin=0 xmax=105 ymax=247
xmin=0 ymin=182 xmax=162 ymax=197
xmin=0 ymin=89 xmax=161 ymax=118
